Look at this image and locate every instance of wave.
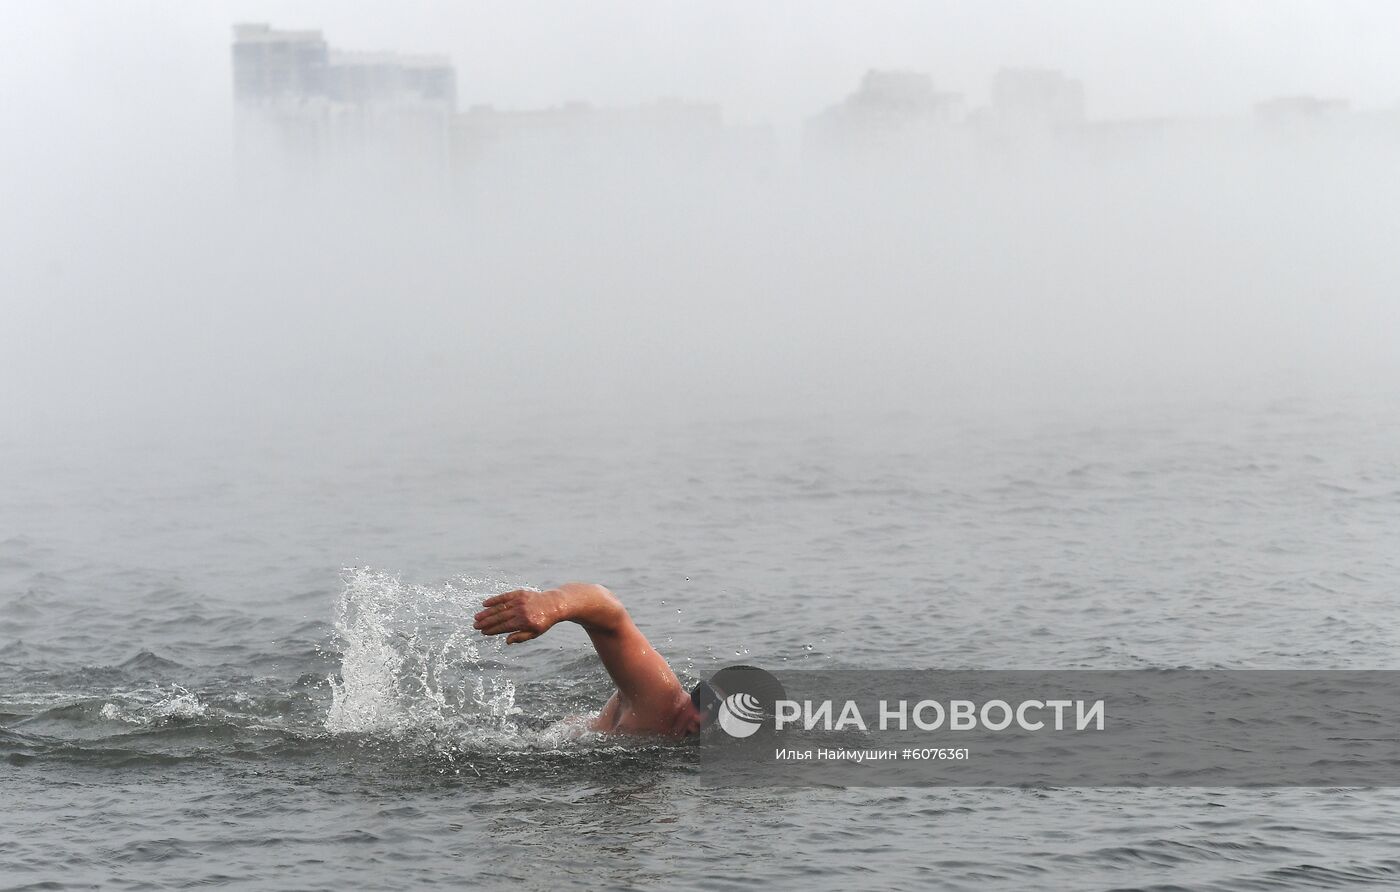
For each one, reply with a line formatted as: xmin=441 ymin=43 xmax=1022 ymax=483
xmin=118 ymin=650 xmax=185 ymax=672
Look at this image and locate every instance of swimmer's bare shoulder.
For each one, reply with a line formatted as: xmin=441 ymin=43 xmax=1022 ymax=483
xmin=473 ymin=583 xmax=703 ymax=737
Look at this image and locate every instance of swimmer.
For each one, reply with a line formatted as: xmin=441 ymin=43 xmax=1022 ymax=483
xmin=473 ymin=583 xmax=708 ymax=737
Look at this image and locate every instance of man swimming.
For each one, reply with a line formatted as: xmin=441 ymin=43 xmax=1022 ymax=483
xmin=473 ymin=583 xmax=707 ymax=737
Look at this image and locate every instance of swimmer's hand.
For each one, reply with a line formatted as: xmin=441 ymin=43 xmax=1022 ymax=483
xmin=474 ymin=583 xmax=626 ymax=645
xmin=473 ymin=588 xmax=565 ymax=645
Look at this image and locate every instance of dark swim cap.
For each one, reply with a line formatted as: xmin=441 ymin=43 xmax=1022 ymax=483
xmin=690 ymin=679 xmax=724 ymax=725
xmin=690 ymin=665 xmax=786 ymax=733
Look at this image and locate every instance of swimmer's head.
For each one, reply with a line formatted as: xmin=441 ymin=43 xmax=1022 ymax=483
xmin=689 ymin=680 xmax=724 ymax=730
xmin=686 ymin=666 xmax=786 ymax=738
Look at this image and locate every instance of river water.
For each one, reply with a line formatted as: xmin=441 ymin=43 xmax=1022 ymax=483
xmin=4 ymin=389 xmax=1400 ymax=889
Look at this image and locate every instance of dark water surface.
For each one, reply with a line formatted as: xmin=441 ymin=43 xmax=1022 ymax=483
xmin=4 ymin=393 xmax=1400 ymax=890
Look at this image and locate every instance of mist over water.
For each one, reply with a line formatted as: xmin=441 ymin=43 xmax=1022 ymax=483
xmin=5 ymin=3 xmax=1400 ymax=890
xmin=7 ymin=9 xmax=1400 ymax=449
xmin=9 ymin=123 xmax=1400 ymax=446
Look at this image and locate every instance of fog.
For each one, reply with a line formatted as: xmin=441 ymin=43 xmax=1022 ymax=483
xmin=4 ymin=2 xmax=1400 ymax=456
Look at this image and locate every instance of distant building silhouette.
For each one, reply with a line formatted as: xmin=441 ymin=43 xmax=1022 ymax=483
xmin=231 ymin=24 xmax=770 ymax=188
xmin=231 ymin=24 xmax=329 ymax=102
xmin=229 ymin=25 xmax=1392 ymax=187
xmin=232 ymin=23 xmax=456 ymax=179
xmin=232 ymin=23 xmax=455 ymax=109
xmin=842 ymin=70 xmax=963 ymax=119
xmin=804 ymin=69 xmax=963 ymax=160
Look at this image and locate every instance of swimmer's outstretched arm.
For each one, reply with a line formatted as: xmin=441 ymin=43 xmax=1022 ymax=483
xmin=473 ymin=584 xmax=690 ymax=731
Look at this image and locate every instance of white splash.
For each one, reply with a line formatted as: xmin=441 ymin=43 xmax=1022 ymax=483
xmin=154 ymin=685 xmax=207 ymax=720
xmin=325 ymin=568 xmax=529 ymax=745
xmin=99 ymin=685 xmax=207 ymax=724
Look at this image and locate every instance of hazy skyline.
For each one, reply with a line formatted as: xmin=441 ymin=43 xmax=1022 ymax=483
xmin=3 ymin=1 xmax=1398 ymax=132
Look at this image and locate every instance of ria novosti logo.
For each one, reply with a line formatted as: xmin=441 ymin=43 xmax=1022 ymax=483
xmin=698 ymin=665 xmax=787 ymax=739
xmin=718 ymin=692 xmax=766 ymax=738
xmin=698 ymin=666 xmax=1108 ymax=739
